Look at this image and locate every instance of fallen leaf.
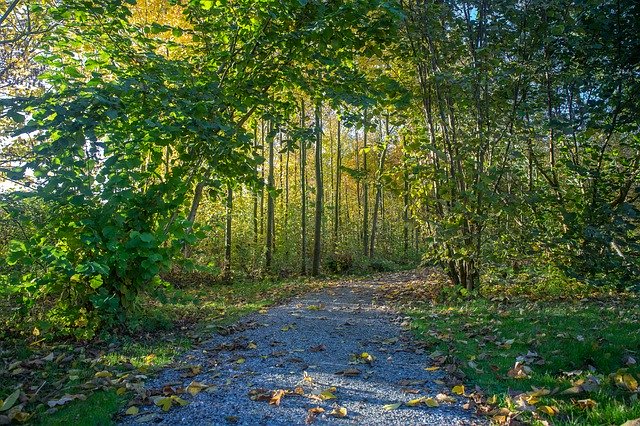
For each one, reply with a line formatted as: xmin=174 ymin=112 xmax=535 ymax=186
xmin=309 ymin=344 xmax=326 ymax=352
xmin=424 ymin=397 xmax=439 ymax=407
xmin=574 ymin=399 xmax=597 ymax=409
xmin=406 ymin=397 xmax=425 ymax=407
xmin=125 ymin=406 xmax=139 ymax=415
xmin=47 ymin=394 xmax=86 ymax=408
xmin=0 ymin=390 xmax=20 ymax=412
xmin=248 ymin=388 xmax=272 ymax=401
xmin=452 ymin=385 xmax=465 ymax=395
xmin=383 ymin=403 xmax=402 ymax=411
xmin=435 ymin=393 xmax=456 ymax=403
xmin=335 ymin=368 xmax=361 ymax=376
xmin=425 ymin=366 xmax=440 ymax=371
xmin=538 ymin=405 xmax=559 ymax=416
xmin=235 ymin=358 xmax=246 ymax=364
xmin=94 ymin=371 xmax=112 ymax=379
xmin=270 ymin=390 xmax=286 ymax=406
xmin=329 ymin=406 xmax=347 ymax=417
xmin=154 ymin=397 xmax=173 ymax=412
xmin=318 ymin=388 xmax=337 ymax=400
xmin=560 ymin=386 xmax=583 ymax=395
xmin=186 ymin=381 xmax=209 ymax=396
xmin=306 ymin=406 xmax=325 ymax=424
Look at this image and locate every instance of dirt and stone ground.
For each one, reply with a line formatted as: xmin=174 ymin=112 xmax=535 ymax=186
xmin=120 ymin=272 xmax=486 ymax=425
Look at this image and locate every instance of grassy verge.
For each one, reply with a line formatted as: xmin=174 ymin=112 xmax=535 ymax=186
xmin=395 ymin=274 xmax=640 ymax=425
xmin=0 ymin=276 xmax=326 ymax=425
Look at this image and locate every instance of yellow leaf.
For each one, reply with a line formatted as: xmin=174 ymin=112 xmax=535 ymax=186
xmin=186 ymin=381 xmax=208 ymax=396
xmin=319 ymin=389 xmax=337 ymax=400
xmin=94 ymin=371 xmax=112 ymax=378
xmin=452 ymin=385 xmax=465 ymax=395
xmin=406 ymin=397 xmax=425 ymax=407
xmin=125 ymin=406 xmax=139 ymax=415
xmin=487 ymin=395 xmax=498 ymax=405
xmin=425 ymin=366 xmax=440 ymax=371
xmin=302 ymin=371 xmax=314 ymax=383
xmin=623 ymin=374 xmax=639 ymax=391
xmin=235 ymin=358 xmax=246 ymax=364
xmin=538 ymin=405 xmax=559 ymax=416
xmin=424 ymin=397 xmax=439 ymax=407
xmin=247 ymin=342 xmax=257 ymax=349
xmin=330 ymin=406 xmax=348 ymax=417
xmin=116 ymin=387 xmax=127 ymax=396
xmin=383 ymin=403 xmax=402 ymax=411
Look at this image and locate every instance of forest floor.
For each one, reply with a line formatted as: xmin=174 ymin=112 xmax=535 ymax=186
xmin=2 ymin=270 xmax=639 ymax=425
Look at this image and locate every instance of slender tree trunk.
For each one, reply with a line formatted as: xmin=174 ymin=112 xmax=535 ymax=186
xmin=266 ymin=121 xmax=275 ymax=271
xmin=362 ymin=110 xmax=369 ymax=257
xmin=183 ymin=180 xmax=205 ymax=258
xmin=252 ymin=126 xmax=259 ymax=262
xmin=333 ymin=119 xmax=341 ymax=254
xmin=312 ymin=102 xmax=323 ymax=276
xmin=223 ymin=184 xmax=233 ymax=280
xmin=300 ymin=101 xmax=307 ymax=275
xmin=284 ymin=145 xmax=290 ymax=254
xmin=260 ymin=120 xmax=265 ymax=238
xmin=369 ymin=115 xmax=389 ymax=258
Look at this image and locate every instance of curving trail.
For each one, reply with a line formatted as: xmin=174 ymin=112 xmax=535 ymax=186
xmin=120 ymin=272 xmax=486 ymax=425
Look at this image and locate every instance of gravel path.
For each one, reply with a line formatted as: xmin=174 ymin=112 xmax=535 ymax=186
xmin=121 ymin=272 xmax=486 ymax=425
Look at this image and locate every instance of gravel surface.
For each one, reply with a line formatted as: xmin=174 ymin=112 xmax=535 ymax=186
xmin=121 ymin=272 xmax=487 ymax=425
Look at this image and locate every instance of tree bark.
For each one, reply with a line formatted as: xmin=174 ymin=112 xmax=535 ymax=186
xmin=362 ymin=110 xmax=369 ymax=257
xmin=300 ymin=100 xmax=307 ymax=275
xmin=312 ymin=102 xmax=323 ymax=276
xmin=265 ymin=121 xmax=275 ymax=271
xmin=223 ymin=184 xmax=233 ymax=280
xmin=333 ymin=119 xmax=341 ymax=254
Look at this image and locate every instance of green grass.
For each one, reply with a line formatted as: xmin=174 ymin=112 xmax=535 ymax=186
xmin=34 ymin=392 xmax=126 ymax=426
xmin=409 ymin=297 xmax=640 ymax=425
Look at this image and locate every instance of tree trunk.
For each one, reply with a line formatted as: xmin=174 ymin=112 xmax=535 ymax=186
xmin=362 ymin=110 xmax=369 ymax=257
xmin=300 ymin=101 xmax=307 ymax=275
xmin=403 ymin=135 xmax=410 ymax=255
xmin=369 ymin=115 xmax=389 ymax=259
xmin=183 ymin=180 xmax=205 ymax=258
xmin=223 ymin=184 xmax=233 ymax=280
xmin=312 ymin=102 xmax=323 ymax=276
xmin=333 ymin=119 xmax=341 ymax=254
xmin=265 ymin=121 xmax=275 ymax=271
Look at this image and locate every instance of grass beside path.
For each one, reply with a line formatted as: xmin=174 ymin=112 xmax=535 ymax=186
xmin=0 ymin=276 xmax=326 ymax=425
xmin=381 ymin=271 xmax=640 ymax=425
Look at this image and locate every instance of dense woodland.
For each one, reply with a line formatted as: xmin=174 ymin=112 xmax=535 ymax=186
xmin=1 ymin=0 xmax=640 ymax=424
xmin=1 ymin=0 xmax=639 ymax=334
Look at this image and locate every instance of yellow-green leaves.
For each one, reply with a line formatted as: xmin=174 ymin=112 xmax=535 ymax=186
xmin=153 ymin=395 xmax=189 ymax=412
xmin=383 ymin=402 xmax=402 ymax=411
